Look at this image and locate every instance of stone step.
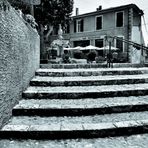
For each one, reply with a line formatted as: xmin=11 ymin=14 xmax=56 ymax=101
xmin=40 ymin=63 xmax=107 ymax=69
xmin=30 ymin=74 xmax=148 ymax=87
xmin=40 ymin=63 xmax=144 ymax=69
xmin=36 ymin=67 xmax=148 ymax=77
xmin=1 ymin=111 xmax=148 ymax=139
xmin=13 ymin=96 xmax=148 ymax=116
xmin=23 ymin=83 xmax=148 ymax=99
xmin=1 ymin=134 xmax=148 ymax=147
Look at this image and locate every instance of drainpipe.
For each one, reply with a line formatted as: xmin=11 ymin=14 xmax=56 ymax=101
xmin=109 ymin=41 xmax=111 ymax=68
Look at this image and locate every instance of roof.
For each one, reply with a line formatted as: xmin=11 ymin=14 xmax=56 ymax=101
xmin=72 ymin=4 xmax=144 ymax=19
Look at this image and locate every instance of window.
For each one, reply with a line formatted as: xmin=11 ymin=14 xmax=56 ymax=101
xmin=116 ymin=12 xmax=123 ymax=27
xmin=95 ymin=39 xmax=104 ymax=47
xmin=74 ymin=19 xmax=84 ymax=32
xmin=74 ymin=40 xmax=90 ymax=47
xmin=116 ymin=37 xmax=124 ymax=51
xmin=77 ymin=19 xmax=84 ymax=32
xmin=77 ymin=20 xmax=82 ymax=32
xmin=95 ymin=39 xmax=104 ymax=56
xmin=96 ymin=16 xmax=102 ymax=30
xmin=63 ymin=24 xmax=70 ymax=34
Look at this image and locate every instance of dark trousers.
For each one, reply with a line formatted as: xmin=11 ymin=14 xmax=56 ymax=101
xmin=107 ymin=60 xmax=113 ymax=68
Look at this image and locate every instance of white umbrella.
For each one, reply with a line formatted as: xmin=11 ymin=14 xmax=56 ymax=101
xmin=63 ymin=47 xmax=74 ymax=50
xmin=73 ymin=46 xmax=85 ymax=50
xmin=84 ymin=45 xmax=101 ymax=50
xmin=63 ymin=46 xmax=84 ymax=50
xmin=98 ymin=45 xmax=119 ymax=51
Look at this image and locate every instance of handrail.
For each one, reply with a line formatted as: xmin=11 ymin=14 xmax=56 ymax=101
xmin=106 ymin=35 xmax=148 ymax=51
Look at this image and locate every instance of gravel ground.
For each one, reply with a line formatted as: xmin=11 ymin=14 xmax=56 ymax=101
xmin=0 ymin=134 xmax=148 ymax=148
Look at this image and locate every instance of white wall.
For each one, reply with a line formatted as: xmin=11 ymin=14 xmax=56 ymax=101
xmin=131 ymin=26 xmax=142 ymax=64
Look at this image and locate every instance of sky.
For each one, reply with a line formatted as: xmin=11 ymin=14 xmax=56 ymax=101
xmin=73 ymin=0 xmax=148 ymax=45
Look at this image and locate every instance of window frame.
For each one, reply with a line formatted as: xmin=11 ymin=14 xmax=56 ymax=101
xmin=95 ymin=15 xmax=103 ymax=30
xmin=95 ymin=38 xmax=104 ymax=48
xmin=63 ymin=24 xmax=70 ymax=34
xmin=115 ymin=36 xmax=125 ymax=52
xmin=76 ymin=19 xmax=84 ymax=32
xmin=115 ymin=11 xmax=124 ymax=27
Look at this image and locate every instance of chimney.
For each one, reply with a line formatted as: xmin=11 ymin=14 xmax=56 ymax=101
xmin=76 ymin=8 xmax=79 ymax=16
xmin=97 ymin=5 xmax=102 ymax=11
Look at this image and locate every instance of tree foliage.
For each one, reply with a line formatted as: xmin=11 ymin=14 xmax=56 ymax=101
xmin=8 ymin=0 xmax=74 ymax=27
xmin=8 ymin=0 xmax=30 ymax=14
xmin=35 ymin=0 xmax=73 ymax=28
xmin=8 ymin=0 xmax=74 ymax=60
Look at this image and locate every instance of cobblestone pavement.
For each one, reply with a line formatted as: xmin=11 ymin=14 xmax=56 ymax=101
xmin=0 ymin=134 xmax=148 ymax=148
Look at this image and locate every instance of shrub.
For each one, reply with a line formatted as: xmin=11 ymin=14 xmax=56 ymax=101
xmin=87 ymin=51 xmax=97 ymax=62
xmin=117 ymin=52 xmax=127 ymax=63
xmin=95 ymin=56 xmax=106 ymax=63
xmin=73 ymin=50 xmax=82 ymax=59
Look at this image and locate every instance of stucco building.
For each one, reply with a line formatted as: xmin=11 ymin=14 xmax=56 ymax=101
xmin=49 ymin=4 xmax=145 ymax=63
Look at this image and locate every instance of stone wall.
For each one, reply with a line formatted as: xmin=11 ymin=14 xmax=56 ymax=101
xmin=0 ymin=1 xmax=40 ymax=128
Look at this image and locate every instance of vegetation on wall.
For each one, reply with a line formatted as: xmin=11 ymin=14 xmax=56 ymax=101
xmin=8 ymin=0 xmax=74 ymax=60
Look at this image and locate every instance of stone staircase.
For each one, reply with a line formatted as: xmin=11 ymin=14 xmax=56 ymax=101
xmin=1 ymin=64 xmax=148 ymax=139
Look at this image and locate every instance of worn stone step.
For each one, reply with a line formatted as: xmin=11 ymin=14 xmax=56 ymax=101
xmin=23 ymin=83 xmax=148 ymax=99
xmin=1 ymin=112 xmax=148 ymax=139
xmin=40 ymin=63 xmax=107 ymax=69
xmin=13 ymin=96 xmax=148 ymax=116
xmin=40 ymin=63 xmax=144 ymax=69
xmin=30 ymin=74 xmax=148 ymax=87
xmin=1 ymin=134 xmax=148 ymax=147
xmin=36 ymin=67 xmax=148 ymax=77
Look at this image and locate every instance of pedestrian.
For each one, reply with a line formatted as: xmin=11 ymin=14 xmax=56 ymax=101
xmin=106 ymin=52 xmax=113 ymax=68
xmin=62 ymin=50 xmax=71 ymax=63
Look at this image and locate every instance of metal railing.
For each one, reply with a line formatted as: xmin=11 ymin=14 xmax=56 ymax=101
xmin=104 ymin=35 xmax=148 ymax=67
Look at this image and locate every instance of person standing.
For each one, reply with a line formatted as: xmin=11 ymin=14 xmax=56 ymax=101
xmin=106 ymin=52 xmax=113 ymax=68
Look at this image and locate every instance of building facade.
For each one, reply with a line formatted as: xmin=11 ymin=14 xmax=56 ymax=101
xmin=49 ymin=4 xmax=145 ymax=62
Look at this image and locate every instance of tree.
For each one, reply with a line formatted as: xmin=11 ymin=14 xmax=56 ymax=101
xmin=34 ymin=0 xmax=73 ymax=61
xmin=8 ymin=0 xmax=31 ymax=14
xmin=8 ymin=0 xmax=74 ymax=61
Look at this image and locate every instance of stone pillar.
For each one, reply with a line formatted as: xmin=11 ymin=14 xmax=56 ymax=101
xmin=128 ymin=8 xmax=133 ymax=63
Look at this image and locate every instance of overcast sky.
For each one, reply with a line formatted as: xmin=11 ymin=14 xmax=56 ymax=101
xmin=73 ymin=0 xmax=148 ymax=44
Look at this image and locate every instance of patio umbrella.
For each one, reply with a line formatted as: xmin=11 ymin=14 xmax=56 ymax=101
xmin=73 ymin=46 xmax=85 ymax=50
xmin=98 ymin=45 xmax=119 ymax=51
xmin=84 ymin=45 xmax=101 ymax=50
xmin=63 ymin=47 xmax=74 ymax=50
xmin=63 ymin=46 xmax=85 ymax=51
